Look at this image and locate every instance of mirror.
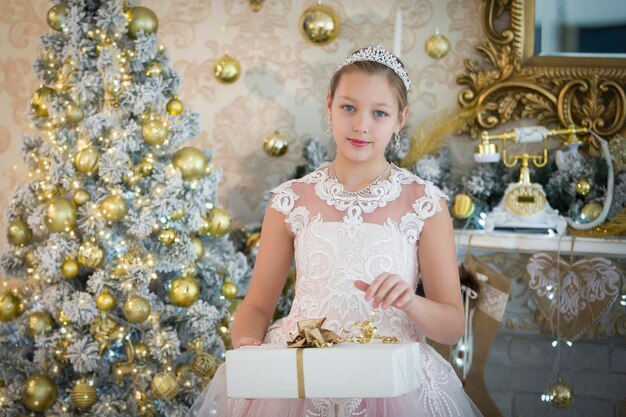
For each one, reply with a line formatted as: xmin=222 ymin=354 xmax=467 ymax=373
xmin=457 ymin=0 xmax=626 ymax=140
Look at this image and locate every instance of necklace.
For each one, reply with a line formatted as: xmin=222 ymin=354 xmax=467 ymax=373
xmin=329 ymin=161 xmax=391 ymax=196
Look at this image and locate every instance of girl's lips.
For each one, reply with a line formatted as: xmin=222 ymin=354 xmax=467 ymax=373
xmin=348 ymin=138 xmax=370 ymax=147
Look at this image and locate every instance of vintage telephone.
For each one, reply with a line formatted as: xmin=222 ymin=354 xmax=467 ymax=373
xmin=474 ymin=126 xmax=614 ymax=235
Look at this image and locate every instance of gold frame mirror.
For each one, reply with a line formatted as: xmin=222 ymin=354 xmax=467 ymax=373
xmin=458 ymin=0 xmax=626 ymax=141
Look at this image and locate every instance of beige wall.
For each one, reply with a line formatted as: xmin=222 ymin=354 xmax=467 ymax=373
xmin=0 ymin=0 xmax=484 ymax=251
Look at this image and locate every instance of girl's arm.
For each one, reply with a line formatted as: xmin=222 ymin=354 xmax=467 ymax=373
xmin=231 ymin=203 xmax=294 ymax=348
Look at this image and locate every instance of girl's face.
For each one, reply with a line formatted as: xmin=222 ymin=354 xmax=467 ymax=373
xmin=326 ymin=70 xmax=407 ymax=164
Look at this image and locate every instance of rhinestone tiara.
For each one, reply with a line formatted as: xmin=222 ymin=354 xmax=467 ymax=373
xmin=337 ymin=46 xmax=411 ymax=93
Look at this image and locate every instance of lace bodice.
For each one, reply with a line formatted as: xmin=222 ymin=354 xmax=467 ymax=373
xmin=265 ymin=162 xmax=447 ymax=344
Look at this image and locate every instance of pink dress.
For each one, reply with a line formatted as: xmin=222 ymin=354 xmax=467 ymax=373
xmin=187 ymin=162 xmax=483 ymax=417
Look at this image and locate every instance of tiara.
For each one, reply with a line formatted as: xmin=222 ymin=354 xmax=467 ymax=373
xmin=337 ymin=46 xmax=411 ymax=93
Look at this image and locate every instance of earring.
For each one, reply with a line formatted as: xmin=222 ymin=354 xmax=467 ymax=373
xmin=326 ymin=117 xmax=332 ymax=137
xmin=393 ymin=131 xmax=400 ymax=151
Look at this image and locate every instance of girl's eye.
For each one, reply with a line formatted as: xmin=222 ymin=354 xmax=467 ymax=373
xmin=342 ymin=105 xmax=355 ymax=112
xmin=374 ymin=110 xmax=388 ymax=118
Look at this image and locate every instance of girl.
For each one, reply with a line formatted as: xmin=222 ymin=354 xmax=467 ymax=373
xmin=187 ymin=46 xmax=483 ymax=417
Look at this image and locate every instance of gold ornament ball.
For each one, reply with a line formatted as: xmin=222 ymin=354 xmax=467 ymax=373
xmin=580 ymin=202 xmax=603 ymax=223
xmin=169 ymin=276 xmax=200 ymax=308
xmin=78 ymin=241 xmax=104 ymax=268
xmin=73 ymin=189 xmax=91 ymax=206
xmin=61 ymin=258 xmax=80 ymax=278
xmin=21 ymin=375 xmax=58 ymax=412
xmin=213 ymin=55 xmax=241 ymax=84
xmin=190 ymin=236 xmax=204 ymax=261
xmin=8 ymin=218 xmax=32 ymax=247
xmin=175 ymin=363 xmax=193 ymax=378
xmin=100 ymin=194 xmax=128 ymax=222
xmin=47 ymin=3 xmax=69 ymax=31
xmin=549 ymin=378 xmax=574 ymax=409
xmin=134 ymin=341 xmax=151 ymax=360
xmin=66 ymin=103 xmax=84 ymax=124
xmin=0 ymin=292 xmax=24 ymax=322
xmin=172 ymin=147 xmax=208 ymax=181
xmin=151 ymin=372 xmax=179 ymax=400
xmin=425 ymin=29 xmax=451 ymax=60
xmin=56 ymin=310 xmax=71 ymax=326
xmin=263 ymin=130 xmax=289 ymax=157
xmin=70 ymin=380 xmax=97 ymax=410
xmin=205 ymin=207 xmax=231 ymax=237
xmin=170 ymin=207 xmax=185 ymax=221
xmin=96 ymin=289 xmax=116 ymax=312
xmin=166 ymin=97 xmax=184 ymax=115
xmin=45 ymin=198 xmax=77 ymax=233
xmin=37 ymin=181 xmax=61 ymax=202
xmin=126 ymin=6 xmax=159 ymax=40
xmin=221 ymin=279 xmax=238 ymax=301
xmin=191 ymin=352 xmax=217 ymax=378
xmin=158 ymin=229 xmax=177 ymax=245
xmin=299 ymin=4 xmax=340 ymax=45
xmin=25 ymin=311 xmax=54 ymax=338
xmin=141 ymin=113 xmax=169 ymax=146
xmin=25 ymin=250 xmax=38 ymax=267
xmin=452 ymin=193 xmax=475 ymax=220
xmin=145 ymin=61 xmax=163 ymax=77
xmin=74 ymin=147 xmax=99 ymax=175
xmin=123 ymin=295 xmax=151 ymax=323
xmin=136 ymin=158 xmax=155 ymax=177
xmin=31 ymin=87 xmax=56 ymax=118
xmin=245 ymin=232 xmax=261 ymax=254
xmin=576 ymin=178 xmax=592 ymax=197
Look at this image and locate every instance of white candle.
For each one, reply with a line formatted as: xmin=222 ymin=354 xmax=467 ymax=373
xmin=393 ymin=9 xmax=402 ymax=58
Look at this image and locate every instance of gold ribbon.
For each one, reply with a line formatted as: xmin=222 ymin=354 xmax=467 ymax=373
xmin=287 ymin=317 xmax=339 ymax=348
xmin=296 ymin=348 xmax=305 ymax=398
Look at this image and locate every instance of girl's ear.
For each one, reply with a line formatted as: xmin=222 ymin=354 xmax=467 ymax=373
xmin=397 ymin=106 xmax=409 ymax=131
xmin=325 ymin=90 xmax=332 ymax=116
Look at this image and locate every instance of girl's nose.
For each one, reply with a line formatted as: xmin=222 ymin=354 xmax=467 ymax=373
xmin=353 ymin=115 xmax=369 ymax=134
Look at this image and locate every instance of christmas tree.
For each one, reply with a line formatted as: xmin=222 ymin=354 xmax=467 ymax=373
xmin=0 ymin=1 xmax=249 ymax=416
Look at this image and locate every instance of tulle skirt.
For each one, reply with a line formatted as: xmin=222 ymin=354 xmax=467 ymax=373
xmin=185 ymin=343 xmax=483 ymax=417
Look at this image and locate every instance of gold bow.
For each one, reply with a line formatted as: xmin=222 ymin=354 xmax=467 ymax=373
xmin=287 ymin=318 xmax=339 ymax=348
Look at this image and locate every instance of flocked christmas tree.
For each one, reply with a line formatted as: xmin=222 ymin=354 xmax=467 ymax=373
xmin=0 ymin=1 xmax=250 ymax=416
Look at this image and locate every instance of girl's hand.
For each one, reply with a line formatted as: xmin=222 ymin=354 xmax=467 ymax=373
xmin=234 ymin=337 xmax=262 ymax=349
xmin=354 ymin=273 xmax=416 ymax=311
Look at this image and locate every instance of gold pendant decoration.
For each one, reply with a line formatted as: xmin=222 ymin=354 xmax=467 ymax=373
xmin=61 ymin=258 xmax=80 ymax=278
xmin=126 ymin=6 xmax=158 ymax=39
xmin=45 ymin=198 xmax=77 ymax=233
xmin=299 ymin=3 xmax=340 ymax=45
xmin=123 ymin=295 xmax=151 ymax=323
xmin=220 ymin=277 xmax=238 ymax=300
xmin=548 ymin=378 xmax=574 ymax=409
xmin=166 ymin=97 xmax=184 ymax=115
xmin=20 ymin=375 xmax=58 ymax=411
xmin=172 ymin=147 xmax=208 ymax=181
xmin=0 ymin=291 xmax=24 ymax=322
xmin=70 ymin=379 xmax=97 ymax=410
xmin=213 ymin=55 xmax=241 ymax=84
xmin=263 ymin=130 xmax=289 ymax=157
xmin=78 ymin=241 xmax=104 ymax=268
xmin=96 ymin=288 xmax=116 ymax=312
xmin=169 ymin=276 xmax=200 ymax=308
xmin=7 ymin=218 xmax=33 ymax=247
xmin=424 ymin=29 xmax=451 ymax=60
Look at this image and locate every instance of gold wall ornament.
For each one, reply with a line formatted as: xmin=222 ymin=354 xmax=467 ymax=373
xmin=263 ymin=130 xmax=289 ymax=157
xmin=213 ymin=55 xmax=241 ymax=83
xmin=457 ymin=0 xmax=626 ymax=141
xmin=299 ymin=3 xmax=340 ymax=45
xmin=78 ymin=241 xmax=104 ymax=268
xmin=44 ymin=198 xmax=77 ymax=233
xmin=123 ymin=295 xmax=151 ymax=323
xmin=74 ymin=147 xmax=100 ymax=175
xmin=126 ymin=6 xmax=158 ymax=39
xmin=0 ymin=291 xmax=24 ymax=322
xmin=70 ymin=379 xmax=97 ymax=410
xmin=424 ymin=29 xmax=451 ymax=60
xmin=47 ymin=3 xmax=69 ymax=31
xmin=172 ymin=147 xmax=208 ymax=181
xmin=7 ymin=218 xmax=32 ymax=246
xmin=20 ymin=375 xmax=58 ymax=412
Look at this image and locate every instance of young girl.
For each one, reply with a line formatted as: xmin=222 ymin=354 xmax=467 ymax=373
xmin=187 ymin=46 xmax=483 ymax=417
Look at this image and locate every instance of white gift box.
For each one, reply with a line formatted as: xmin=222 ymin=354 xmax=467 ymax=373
xmin=225 ymin=342 xmax=422 ymax=399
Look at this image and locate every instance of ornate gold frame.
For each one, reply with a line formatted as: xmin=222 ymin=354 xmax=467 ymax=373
xmin=458 ymin=0 xmax=626 ymax=140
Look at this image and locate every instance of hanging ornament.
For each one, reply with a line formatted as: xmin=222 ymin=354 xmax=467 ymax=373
xmin=100 ymin=194 xmax=128 ymax=222
xmin=24 ymin=250 xmax=38 ymax=267
xmin=170 ymin=207 xmax=185 ymax=221
xmin=221 ymin=276 xmax=238 ymax=300
xmin=579 ymin=202 xmax=603 ymax=223
xmin=25 ymin=311 xmax=55 ymax=338
xmin=31 ymin=87 xmax=56 ymax=118
xmin=56 ymin=310 xmax=71 ymax=326
xmin=424 ymin=28 xmax=451 ymax=59
xmin=21 ymin=375 xmax=58 ymax=412
xmin=249 ymin=0 xmax=264 ymax=12
xmin=135 ymin=392 xmax=157 ymax=417
xmin=73 ymin=189 xmax=91 ymax=206
xmin=96 ymin=288 xmax=116 ymax=312
xmin=123 ymin=295 xmax=151 ymax=323
xmin=166 ymin=97 xmax=184 ymax=115
xmin=141 ymin=112 xmax=169 ymax=146
xmin=74 ymin=147 xmax=99 ymax=175
xmin=44 ymin=198 xmax=77 ymax=233
xmin=151 ymin=372 xmax=179 ymax=400
xmin=136 ymin=157 xmax=155 ymax=177
xmin=213 ymin=55 xmax=241 ymax=84
xmin=61 ymin=258 xmax=80 ymax=278
xmin=169 ymin=276 xmax=200 ymax=307
xmin=205 ymin=207 xmax=231 ymax=237
xmin=36 ymin=181 xmax=62 ymax=202
xmin=134 ymin=341 xmax=151 ymax=360
xmin=158 ymin=229 xmax=177 ymax=245
xmin=548 ymin=378 xmax=574 ymax=409
xmin=65 ymin=102 xmax=84 ymax=124
xmin=172 ymin=147 xmax=208 ymax=181
xmin=126 ymin=6 xmax=159 ymax=39
xmin=144 ymin=61 xmax=163 ymax=77
xmin=452 ymin=193 xmax=475 ymax=220
xmin=0 ymin=292 xmax=24 ymax=322
xmin=191 ymin=352 xmax=218 ymax=378
xmin=263 ymin=130 xmax=289 ymax=157
xmin=70 ymin=379 xmax=97 ymax=410
xmin=47 ymin=3 xmax=69 ymax=31
xmin=575 ymin=178 xmax=591 ymax=197
xmin=190 ymin=236 xmax=204 ymax=261
xmin=7 ymin=218 xmax=32 ymax=247
xmin=245 ymin=232 xmax=261 ymax=254
xmin=78 ymin=241 xmax=104 ymax=268
xmin=299 ymin=3 xmax=340 ymax=45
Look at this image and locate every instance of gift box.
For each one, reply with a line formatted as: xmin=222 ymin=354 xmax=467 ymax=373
xmin=225 ymin=342 xmax=422 ymax=398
